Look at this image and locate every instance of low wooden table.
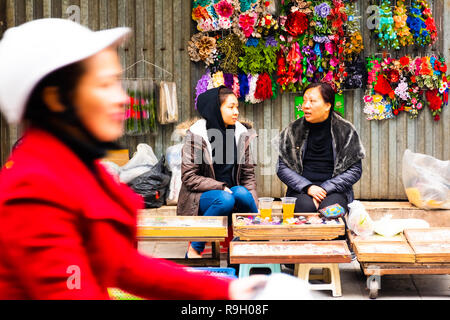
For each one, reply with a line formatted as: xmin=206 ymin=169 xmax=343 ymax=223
xmin=230 ymin=241 xmax=352 ymax=297
xmin=346 ymin=205 xmax=450 ymax=299
xmin=232 ymin=213 xmax=346 ymax=241
xmin=137 ymin=216 xmax=227 ymax=267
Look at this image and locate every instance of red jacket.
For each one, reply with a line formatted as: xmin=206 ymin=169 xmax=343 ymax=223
xmin=0 ymin=128 xmax=231 ymax=300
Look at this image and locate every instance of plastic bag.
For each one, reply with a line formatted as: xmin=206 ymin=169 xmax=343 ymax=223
xmin=128 ymin=157 xmax=171 ymax=209
xmin=165 ymin=144 xmax=183 ymax=206
xmin=402 ymin=149 xmax=450 ymax=209
xmin=158 ymin=81 xmax=178 ymax=124
xmin=119 ymin=144 xmax=158 ymax=184
xmin=373 ymin=215 xmax=430 ymax=237
xmin=347 ymin=200 xmax=374 ymax=237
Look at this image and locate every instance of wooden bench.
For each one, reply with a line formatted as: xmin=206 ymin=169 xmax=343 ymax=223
xmin=136 ymin=215 xmax=227 ymax=267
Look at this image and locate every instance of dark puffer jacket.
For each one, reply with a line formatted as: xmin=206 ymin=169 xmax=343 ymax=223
xmin=277 ymin=111 xmax=365 ymax=203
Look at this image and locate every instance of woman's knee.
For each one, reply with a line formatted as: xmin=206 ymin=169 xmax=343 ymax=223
xmin=215 ymin=191 xmax=236 ymax=213
xmin=230 ymin=186 xmax=252 ymax=200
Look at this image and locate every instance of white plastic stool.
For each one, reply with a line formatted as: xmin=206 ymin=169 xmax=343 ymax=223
xmin=294 ymin=263 xmax=342 ymax=297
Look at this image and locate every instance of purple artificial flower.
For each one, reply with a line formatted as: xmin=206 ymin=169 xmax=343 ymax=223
xmin=315 ymin=2 xmax=331 ymax=18
xmin=313 ymin=35 xmax=330 ymax=43
xmin=195 ymin=72 xmax=211 ymax=109
xmin=223 ymin=73 xmax=234 ymax=89
xmin=265 ymin=36 xmax=278 ymax=47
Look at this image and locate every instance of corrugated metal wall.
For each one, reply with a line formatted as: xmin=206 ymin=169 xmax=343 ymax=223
xmin=0 ymin=0 xmax=449 ymax=200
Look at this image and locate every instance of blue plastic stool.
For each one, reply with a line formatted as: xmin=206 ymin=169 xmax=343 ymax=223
xmin=238 ymin=264 xmax=281 ymax=278
xmin=194 ymin=267 xmax=237 ymax=279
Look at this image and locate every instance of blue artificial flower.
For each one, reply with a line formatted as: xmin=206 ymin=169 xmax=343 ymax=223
xmin=246 ymin=37 xmax=259 ymax=47
xmin=410 ymin=7 xmax=421 ymax=16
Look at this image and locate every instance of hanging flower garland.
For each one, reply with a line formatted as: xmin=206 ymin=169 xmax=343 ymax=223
xmin=216 ymin=33 xmax=244 ymax=74
xmin=407 ymin=0 xmax=437 ymax=47
xmin=344 ymin=0 xmax=363 ymax=60
xmin=393 ymin=0 xmax=413 ymax=47
xmin=374 ymin=0 xmax=399 ymax=50
xmin=238 ymin=37 xmax=279 ymax=75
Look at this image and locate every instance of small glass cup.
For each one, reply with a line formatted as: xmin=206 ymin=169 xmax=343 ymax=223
xmin=281 ymin=197 xmax=297 ymax=223
xmin=259 ymin=197 xmax=274 ymax=221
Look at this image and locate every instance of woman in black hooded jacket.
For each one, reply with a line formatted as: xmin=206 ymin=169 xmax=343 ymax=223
xmin=178 ymin=86 xmax=258 ymax=258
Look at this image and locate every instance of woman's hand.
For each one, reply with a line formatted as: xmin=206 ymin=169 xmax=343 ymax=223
xmin=307 ymin=185 xmax=327 ymax=203
xmin=224 ymin=187 xmax=233 ymax=194
xmin=228 ymin=275 xmax=269 ymax=300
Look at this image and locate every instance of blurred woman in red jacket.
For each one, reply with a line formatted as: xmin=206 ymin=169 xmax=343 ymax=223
xmin=0 ymin=19 xmax=266 ymax=300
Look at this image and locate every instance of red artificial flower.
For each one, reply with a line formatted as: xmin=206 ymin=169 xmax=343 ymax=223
xmin=434 ymin=114 xmax=440 ymax=121
xmin=393 ymin=109 xmax=399 ymax=116
xmin=400 ymin=56 xmax=410 ymax=67
xmin=388 ymin=69 xmax=400 ymax=83
xmin=411 ymin=76 xmax=416 ymax=83
xmin=285 ymin=11 xmax=308 ymax=37
xmin=440 ymin=64 xmax=448 ymax=73
xmin=426 ymin=89 xmax=443 ymax=111
xmin=374 ymin=74 xmax=392 ymax=95
xmin=254 ymin=73 xmax=274 ymax=101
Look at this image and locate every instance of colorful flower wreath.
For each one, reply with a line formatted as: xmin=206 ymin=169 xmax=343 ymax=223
xmin=192 ymin=0 xmax=235 ymax=31
xmin=364 ymin=54 xmax=449 ymax=121
xmin=187 ymin=33 xmax=217 ymax=66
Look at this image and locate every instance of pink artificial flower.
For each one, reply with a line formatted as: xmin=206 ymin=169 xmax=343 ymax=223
xmin=364 ymin=96 xmax=374 ymax=103
xmin=214 ymin=0 xmax=234 ymax=19
xmin=324 ymin=42 xmax=334 ymax=55
xmin=411 ymin=98 xmax=417 ymax=105
xmin=330 ymin=57 xmax=339 ymax=67
xmin=416 ymin=102 xmax=423 ymax=110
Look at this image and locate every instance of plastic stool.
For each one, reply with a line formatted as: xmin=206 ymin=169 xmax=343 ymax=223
xmin=294 ymin=263 xmax=342 ymax=297
xmin=238 ymin=264 xmax=281 ymax=278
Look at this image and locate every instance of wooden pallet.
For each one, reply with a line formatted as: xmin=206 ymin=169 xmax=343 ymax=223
xmin=232 ymin=213 xmax=345 ymax=241
xmin=353 ymin=240 xmax=416 ymax=263
xmin=229 ymin=241 xmax=351 ymax=264
xmin=403 ymin=228 xmax=450 ymax=263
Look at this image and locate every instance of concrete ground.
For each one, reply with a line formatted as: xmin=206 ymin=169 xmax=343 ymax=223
xmin=138 ymin=241 xmax=450 ymax=300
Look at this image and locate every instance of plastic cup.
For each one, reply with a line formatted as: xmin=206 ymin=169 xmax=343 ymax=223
xmin=281 ymin=197 xmax=297 ymax=222
xmin=259 ymin=197 xmax=274 ymax=221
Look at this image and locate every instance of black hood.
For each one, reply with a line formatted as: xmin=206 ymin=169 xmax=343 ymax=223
xmin=196 ymin=86 xmax=227 ymax=133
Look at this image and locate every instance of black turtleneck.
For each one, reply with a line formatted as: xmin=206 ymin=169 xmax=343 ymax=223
xmin=301 ymin=112 xmax=334 ymax=186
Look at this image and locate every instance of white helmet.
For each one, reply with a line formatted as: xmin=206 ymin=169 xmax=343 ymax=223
xmin=0 ymin=18 xmax=132 ymax=124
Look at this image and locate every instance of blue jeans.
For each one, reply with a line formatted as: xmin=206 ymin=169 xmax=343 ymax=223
xmin=191 ymin=186 xmax=258 ymax=254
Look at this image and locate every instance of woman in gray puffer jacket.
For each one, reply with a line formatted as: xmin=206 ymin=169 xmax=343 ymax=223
xmin=277 ymin=82 xmax=365 ymax=213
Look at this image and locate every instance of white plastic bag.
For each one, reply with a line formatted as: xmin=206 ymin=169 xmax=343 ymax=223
xmin=165 ymin=143 xmax=183 ymax=206
xmin=158 ymin=81 xmax=178 ymax=124
xmin=347 ymin=200 xmax=374 ymax=237
xmin=402 ymin=149 xmax=450 ymax=209
xmin=373 ymin=215 xmax=430 ymax=237
xmin=119 ymin=144 xmax=158 ymax=184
